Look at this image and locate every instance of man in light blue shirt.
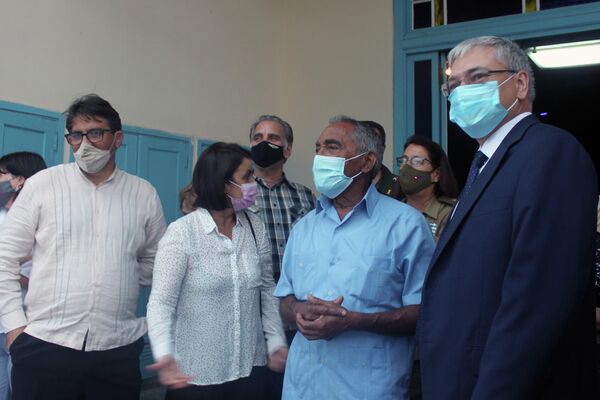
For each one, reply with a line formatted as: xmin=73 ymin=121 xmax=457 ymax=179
xmin=274 ymin=116 xmax=435 ymax=399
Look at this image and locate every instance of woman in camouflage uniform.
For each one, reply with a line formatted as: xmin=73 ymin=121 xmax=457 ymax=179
xmin=397 ymin=135 xmax=459 ymax=242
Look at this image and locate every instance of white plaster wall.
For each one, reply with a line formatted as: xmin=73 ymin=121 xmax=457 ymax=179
xmin=0 ymin=0 xmax=393 ymax=187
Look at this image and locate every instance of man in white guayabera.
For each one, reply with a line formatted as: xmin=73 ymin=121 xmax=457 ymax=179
xmin=0 ymin=94 xmax=166 ymax=400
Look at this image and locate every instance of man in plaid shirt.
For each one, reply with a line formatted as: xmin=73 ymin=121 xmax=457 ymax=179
xmin=246 ymin=115 xmax=315 ymax=400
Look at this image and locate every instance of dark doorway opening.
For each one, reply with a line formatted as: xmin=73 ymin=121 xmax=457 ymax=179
xmin=528 ymin=61 xmax=600 ymax=191
xmin=446 ymin=32 xmax=600 ymax=190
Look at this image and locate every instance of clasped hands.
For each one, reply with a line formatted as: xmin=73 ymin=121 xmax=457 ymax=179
xmin=294 ymin=294 xmax=351 ymax=341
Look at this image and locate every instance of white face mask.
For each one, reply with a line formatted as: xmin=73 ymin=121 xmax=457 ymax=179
xmin=74 ymin=135 xmax=116 ymax=174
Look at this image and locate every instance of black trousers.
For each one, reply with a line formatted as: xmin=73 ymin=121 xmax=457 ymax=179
xmin=10 ymin=333 xmax=143 ymax=400
xmin=165 ymin=367 xmax=265 ymax=400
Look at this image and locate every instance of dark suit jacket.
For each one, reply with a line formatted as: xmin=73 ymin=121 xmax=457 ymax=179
xmin=419 ymin=115 xmax=598 ymax=399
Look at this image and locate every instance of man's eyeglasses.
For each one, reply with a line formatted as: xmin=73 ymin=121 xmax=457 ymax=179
xmin=441 ymin=68 xmax=516 ymax=97
xmin=65 ymin=129 xmax=114 ymax=145
xmin=396 ymin=155 xmax=433 ymax=168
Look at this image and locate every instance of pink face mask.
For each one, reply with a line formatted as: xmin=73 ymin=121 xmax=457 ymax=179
xmin=228 ymin=181 xmax=258 ymax=211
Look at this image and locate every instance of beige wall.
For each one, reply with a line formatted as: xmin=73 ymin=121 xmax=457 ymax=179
xmin=278 ymin=0 xmax=394 ymax=187
xmin=0 ymin=0 xmax=393 ymax=187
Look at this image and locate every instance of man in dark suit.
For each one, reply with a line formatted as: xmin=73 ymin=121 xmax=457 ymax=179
xmin=419 ymin=36 xmax=598 ymax=399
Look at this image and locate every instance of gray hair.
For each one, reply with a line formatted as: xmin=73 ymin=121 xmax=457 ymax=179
xmin=248 ymin=115 xmax=294 ymax=146
xmin=448 ymin=36 xmax=536 ymax=103
xmin=328 ymin=115 xmax=384 ymax=177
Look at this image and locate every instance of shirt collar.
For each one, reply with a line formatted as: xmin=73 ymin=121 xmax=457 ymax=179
xmin=195 ymin=207 xmax=245 ymax=235
xmin=480 ymin=112 xmax=531 ymax=160
xmin=196 ymin=208 xmax=218 ymax=234
xmin=72 ymin=162 xmax=122 ymax=186
xmin=316 ymin=184 xmax=379 ymax=218
xmin=255 ymin=174 xmax=290 ymax=189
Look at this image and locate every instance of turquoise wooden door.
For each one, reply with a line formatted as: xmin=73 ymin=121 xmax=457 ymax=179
xmin=129 ymin=127 xmax=192 ymax=378
xmin=197 ymin=138 xmax=216 ymax=158
xmin=138 ymin=133 xmax=192 ymax=224
xmin=0 ymin=101 xmax=64 ymax=166
xmin=116 ymin=128 xmax=141 ymax=175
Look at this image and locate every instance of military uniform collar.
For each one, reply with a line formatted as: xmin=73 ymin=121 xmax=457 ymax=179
xmin=422 ymin=196 xmax=454 ymax=220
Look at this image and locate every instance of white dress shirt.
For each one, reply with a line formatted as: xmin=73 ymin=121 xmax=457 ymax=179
xmin=479 ymin=112 xmax=532 ymax=171
xmin=0 ymin=163 xmax=166 ymax=351
xmin=147 ymin=208 xmax=287 ymax=385
xmin=450 ymin=112 xmax=532 ymax=220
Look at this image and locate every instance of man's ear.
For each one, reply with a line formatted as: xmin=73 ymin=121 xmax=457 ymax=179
xmin=283 ymin=143 xmax=293 ymax=160
xmin=362 ymin=152 xmax=377 ymax=174
xmin=114 ymin=131 xmax=124 ymax=149
xmin=515 ymin=70 xmax=529 ymax=101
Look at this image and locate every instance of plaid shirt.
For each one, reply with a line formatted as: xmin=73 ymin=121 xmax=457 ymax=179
xmin=248 ymin=175 xmax=315 ymax=282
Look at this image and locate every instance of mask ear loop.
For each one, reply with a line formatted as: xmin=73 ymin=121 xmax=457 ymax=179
xmin=345 ymin=151 xmax=368 ymax=163
xmin=506 ymin=97 xmax=519 ymax=112
xmin=498 ymin=73 xmax=519 ymax=112
xmin=349 ymin=171 xmax=362 ymax=180
xmin=498 ymin=72 xmax=516 ymax=88
xmin=345 ymin=152 xmax=369 ymax=179
xmin=108 ymin=130 xmax=119 ymax=151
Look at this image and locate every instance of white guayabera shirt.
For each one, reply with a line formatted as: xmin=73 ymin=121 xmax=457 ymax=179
xmin=0 ymin=163 xmax=166 ymax=350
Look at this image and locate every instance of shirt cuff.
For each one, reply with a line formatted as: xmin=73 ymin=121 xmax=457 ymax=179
xmin=0 ymin=308 xmax=28 ymax=332
xmin=402 ymin=293 xmax=422 ymax=306
xmin=151 ymin=340 xmax=174 ymax=361
xmin=266 ymin=335 xmax=288 ymax=355
xmin=273 ymin=285 xmax=292 ymax=298
xmin=19 ymin=261 xmax=32 ymax=278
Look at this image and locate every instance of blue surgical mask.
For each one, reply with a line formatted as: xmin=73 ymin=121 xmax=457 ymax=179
xmin=449 ymin=75 xmax=517 ymax=139
xmin=312 ymin=152 xmax=366 ymax=199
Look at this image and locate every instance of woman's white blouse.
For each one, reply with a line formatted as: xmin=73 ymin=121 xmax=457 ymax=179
xmin=147 ymin=208 xmax=287 ymax=385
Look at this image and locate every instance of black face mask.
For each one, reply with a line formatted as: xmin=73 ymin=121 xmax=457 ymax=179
xmin=251 ymin=141 xmax=285 ymax=168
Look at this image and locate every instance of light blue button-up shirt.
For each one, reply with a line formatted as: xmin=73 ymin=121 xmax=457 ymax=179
xmin=274 ymin=185 xmax=435 ymax=400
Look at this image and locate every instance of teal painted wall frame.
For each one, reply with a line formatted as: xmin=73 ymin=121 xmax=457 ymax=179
xmin=393 ymin=1 xmax=600 ymax=165
xmin=0 ymin=100 xmax=65 ymax=166
xmin=197 ymin=138 xmax=216 ymax=157
xmin=123 ymin=125 xmax=193 ymax=222
xmin=197 ymin=139 xmax=250 ymax=159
